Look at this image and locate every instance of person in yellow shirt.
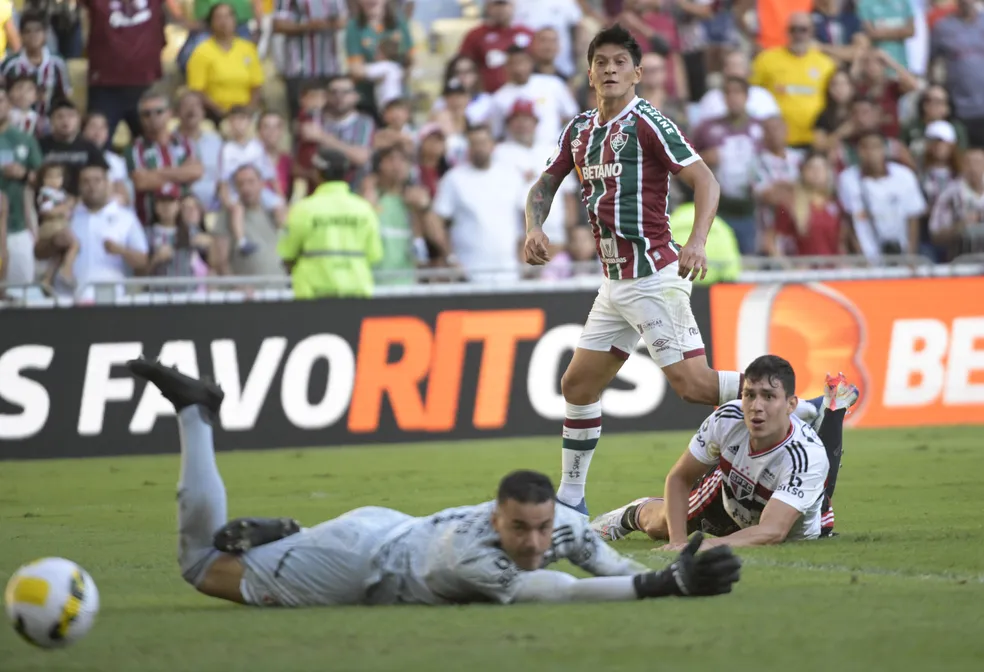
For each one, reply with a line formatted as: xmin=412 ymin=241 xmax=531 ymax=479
xmin=186 ymin=3 xmax=265 ymax=121
xmin=0 ymin=0 xmax=20 ymax=57
xmin=278 ymin=148 xmax=383 ymax=299
xmin=750 ymin=12 xmax=836 ymax=148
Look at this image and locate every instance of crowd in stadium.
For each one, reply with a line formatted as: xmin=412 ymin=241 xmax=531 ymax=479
xmin=0 ymin=0 xmax=982 ymax=300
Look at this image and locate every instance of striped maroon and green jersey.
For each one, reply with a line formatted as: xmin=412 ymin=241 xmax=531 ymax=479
xmin=275 ymin=0 xmax=347 ymax=78
xmin=124 ymin=134 xmax=196 ymax=226
xmin=544 ymin=96 xmax=700 ymax=279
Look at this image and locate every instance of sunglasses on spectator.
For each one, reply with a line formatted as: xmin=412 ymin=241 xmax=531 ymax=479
xmin=789 ymin=25 xmax=811 ymax=34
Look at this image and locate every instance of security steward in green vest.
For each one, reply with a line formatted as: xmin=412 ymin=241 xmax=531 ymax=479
xmin=278 ymin=148 xmax=383 ymax=299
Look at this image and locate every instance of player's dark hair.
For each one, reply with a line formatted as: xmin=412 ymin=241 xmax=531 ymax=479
xmin=19 ymin=9 xmax=47 ymax=32
xmin=743 ymin=355 xmax=796 ymax=397
xmin=587 ymin=23 xmax=643 ymax=67
xmin=497 ymin=470 xmax=556 ymax=506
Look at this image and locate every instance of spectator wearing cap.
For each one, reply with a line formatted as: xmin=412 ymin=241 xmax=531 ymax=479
xmin=917 ymin=119 xmax=961 ymax=222
xmin=80 ymin=112 xmax=132 ymax=206
xmin=930 ymin=0 xmax=984 ymax=147
xmin=427 ymin=124 xmax=525 ymax=282
xmin=39 ymin=99 xmax=104 ymax=196
xmin=83 ymin=0 xmax=177 ymax=143
xmin=430 ymin=56 xmax=495 ymax=127
xmin=278 ymin=147 xmax=382 ymax=298
xmin=345 ymin=0 xmax=414 ymax=116
xmin=0 ymin=11 xmax=71 ymax=124
xmin=837 ymin=129 xmax=927 ymax=261
xmin=124 ymin=90 xmax=205 ymax=227
xmin=146 ymin=182 xmax=213 ymax=284
xmin=49 ymin=155 xmax=149 ymax=300
xmin=187 ymin=3 xmax=266 ymax=122
xmin=493 ymin=99 xmax=578 ymax=259
xmin=272 ymin=0 xmax=348 ymax=123
xmin=458 ymin=0 xmax=535 ymax=93
xmin=692 ymin=77 xmax=765 ymax=254
xmin=0 ymin=86 xmax=42 ymax=289
xmin=298 ymin=74 xmax=375 ymax=191
xmin=750 ymin=13 xmax=837 ymax=149
xmin=857 ymin=0 xmax=915 ymax=71
xmin=215 ymin=164 xmax=286 ymax=277
xmin=490 ymin=45 xmax=579 ymax=148
xmin=930 ymin=146 xmax=984 ymax=260
xmin=513 ymin=0 xmax=583 ymax=83
xmin=902 ymin=85 xmax=969 ymax=163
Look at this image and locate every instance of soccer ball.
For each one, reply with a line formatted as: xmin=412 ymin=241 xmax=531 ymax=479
xmin=4 ymin=558 xmax=99 ymax=649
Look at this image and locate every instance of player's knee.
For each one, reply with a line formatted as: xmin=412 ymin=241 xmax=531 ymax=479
xmin=664 ymin=366 xmax=716 ymax=405
xmin=560 ymin=370 xmax=601 ymax=405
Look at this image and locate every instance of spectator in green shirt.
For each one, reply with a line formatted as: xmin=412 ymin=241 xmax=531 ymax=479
xmin=345 ymin=0 xmax=414 ymax=116
xmin=0 ymin=87 xmax=42 ymax=289
xmin=856 ymin=0 xmax=915 ymax=72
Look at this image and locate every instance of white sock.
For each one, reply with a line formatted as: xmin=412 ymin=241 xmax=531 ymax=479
xmin=717 ymin=371 xmax=742 ymax=405
xmin=558 ymin=402 xmax=601 ymax=507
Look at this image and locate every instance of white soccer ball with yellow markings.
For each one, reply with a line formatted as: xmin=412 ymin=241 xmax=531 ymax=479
xmin=4 ymin=558 xmax=99 ymax=649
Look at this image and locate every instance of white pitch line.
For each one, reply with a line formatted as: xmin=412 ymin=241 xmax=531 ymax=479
xmin=625 ymin=552 xmax=984 ymax=585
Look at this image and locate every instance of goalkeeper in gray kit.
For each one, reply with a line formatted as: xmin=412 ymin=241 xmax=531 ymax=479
xmin=128 ymin=359 xmax=741 ymax=607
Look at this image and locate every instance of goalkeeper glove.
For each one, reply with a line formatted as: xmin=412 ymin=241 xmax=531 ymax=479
xmin=632 ymin=532 xmax=742 ymax=598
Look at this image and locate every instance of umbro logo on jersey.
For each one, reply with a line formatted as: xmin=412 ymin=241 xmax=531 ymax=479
xmin=571 ymin=139 xmax=581 ymax=149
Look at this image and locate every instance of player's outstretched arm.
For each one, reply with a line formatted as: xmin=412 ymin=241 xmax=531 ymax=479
xmin=524 ymin=173 xmax=559 ymax=265
xmin=699 ymin=498 xmax=802 ymax=550
xmin=511 ymin=534 xmax=741 ymax=603
xmin=674 ymin=160 xmax=721 ymax=281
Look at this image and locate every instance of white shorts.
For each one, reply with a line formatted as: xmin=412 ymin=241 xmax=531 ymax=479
xmin=577 ymin=262 xmax=706 ymax=368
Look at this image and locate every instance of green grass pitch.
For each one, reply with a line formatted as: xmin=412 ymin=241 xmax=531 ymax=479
xmin=1 ymin=425 xmax=983 ymax=671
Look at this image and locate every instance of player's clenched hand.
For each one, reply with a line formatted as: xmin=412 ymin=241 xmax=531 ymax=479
xmin=524 ymin=229 xmax=551 ymax=266
xmin=633 ymin=532 xmax=741 ymax=598
xmin=677 ymin=240 xmax=708 ymax=282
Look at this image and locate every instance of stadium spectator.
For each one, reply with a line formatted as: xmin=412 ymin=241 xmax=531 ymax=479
xmin=0 ymin=87 xmax=42 ymax=289
xmin=430 ymin=78 xmax=469 ymax=166
xmin=615 ymin=0 xmax=688 ymax=103
xmin=0 ymin=0 xmax=19 ymax=57
xmin=917 ymin=119 xmax=961 ymax=219
xmin=428 ymin=124 xmax=525 ymax=281
xmin=837 ymin=130 xmax=927 ymax=261
xmin=430 ymin=56 xmax=494 ymax=126
xmin=216 ymin=164 xmax=287 ymax=277
xmin=692 ymin=48 xmax=780 ymax=128
xmin=28 ymin=0 xmax=85 ymax=58
xmin=852 ymin=47 xmax=920 ymax=140
xmin=692 ymin=76 xmax=763 ymax=254
xmin=178 ymin=0 xmax=258 ymax=73
xmin=929 ymin=0 xmax=984 ymax=147
xmin=6 ymin=73 xmax=43 ymax=137
xmin=493 ymin=99 xmax=577 ymax=257
xmin=538 ymin=223 xmax=602 ymax=280
xmin=187 ymin=3 xmax=266 ymax=121
xmin=811 ymin=0 xmax=865 ymax=64
xmin=930 ymin=146 xmax=984 ymax=259
xmin=272 ymin=0 xmax=347 ymax=121
xmin=414 ymin=122 xmax=448 ymax=199
xmin=766 ymin=152 xmax=846 ymax=258
xmin=0 ymin=11 xmax=71 ymax=123
xmin=54 ymin=157 xmax=149 ymax=300
xmin=902 ymin=85 xmax=970 ymax=162
xmin=292 ymin=80 xmax=328 ymax=193
xmin=811 ymin=69 xmax=855 ymax=155
xmin=753 ymin=115 xmax=803 ymax=234
xmin=298 ymin=73 xmax=374 ymax=190
xmin=750 ymin=12 xmax=837 ymax=149
xmin=490 ymin=45 xmax=579 ymax=147
xmin=345 ymin=0 xmax=414 ymax=115
xmin=33 ymin=162 xmax=76 ymax=294
xmin=38 ymin=100 xmax=103 ymax=196
xmin=636 ymin=51 xmax=685 ymax=126
xmin=833 ymin=96 xmax=915 ymax=172
xmin=673 ymin=0 xmax=724 ymax=100
xmin=83 ymin=0 xmax=172 ymax=142
xmin=125 ymin=90 xmax=204 ymax=227
xmin=457 ymin=0 xmax=535 ymax=94
xmin=257 ymin=111 xmax=291 ymax=197
xmin=513 ymin=0 xmax=583 ymax=82
xmin=360 ymin=144 xmax=421 ymax=285
xmin=80 ymin=113 xmax=130 ymax=206
xmin=857 ymin=0 xmax=915 ymax=71
xmin=146 ymin=183 xmax=213 ymax=286
xmin=172 ymin=91 xmax=223 ymax=212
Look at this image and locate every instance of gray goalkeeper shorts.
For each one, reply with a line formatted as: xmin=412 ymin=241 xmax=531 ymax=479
xmin=238 ymin=506 xmax=413 ymax=607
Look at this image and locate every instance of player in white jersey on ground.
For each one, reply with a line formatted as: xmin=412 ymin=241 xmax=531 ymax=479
xmin=523 ymin=24 xmax=747 ymax=518
xmin=127 ymin=359 xmax=742 ymax=606
xmin=591 ymin=355 xmax=859 ymax=549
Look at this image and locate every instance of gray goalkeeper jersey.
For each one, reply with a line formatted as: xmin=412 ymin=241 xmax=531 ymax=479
xmin=369 ymin=501 xmax=648 ymax=605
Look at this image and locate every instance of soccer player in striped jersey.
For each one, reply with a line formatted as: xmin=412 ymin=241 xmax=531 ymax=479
xmin=591 ymin=355 xmax=860 ymax=548
xmin=523 ymin=24 xmax=745 ymax=517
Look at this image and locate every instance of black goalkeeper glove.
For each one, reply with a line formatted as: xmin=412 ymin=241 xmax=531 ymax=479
xmin=633 ymin=532 xmax=742 ymax=598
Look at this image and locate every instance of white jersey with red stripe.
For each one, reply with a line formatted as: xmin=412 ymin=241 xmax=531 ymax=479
xmin=688 ymin=401 xmax=830 ymax=541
